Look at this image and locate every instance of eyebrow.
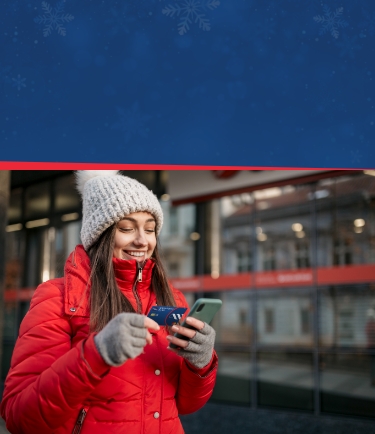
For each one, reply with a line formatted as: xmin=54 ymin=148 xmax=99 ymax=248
xmin=120 ymin=217 xmax=156 ymax=224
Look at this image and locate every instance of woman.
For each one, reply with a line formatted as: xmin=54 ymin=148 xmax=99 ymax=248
xmin=1 ymin=170 xmax=218 ymax=434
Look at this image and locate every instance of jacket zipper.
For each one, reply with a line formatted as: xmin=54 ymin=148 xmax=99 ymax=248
xmin=72 ymin=407 xmax=88 ymax=434
xmin=132 ymin=261 xmax=145 ymax=313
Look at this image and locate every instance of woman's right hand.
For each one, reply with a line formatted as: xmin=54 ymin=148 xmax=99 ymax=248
xmin=94 ymin=313 xmax=160 ymax=367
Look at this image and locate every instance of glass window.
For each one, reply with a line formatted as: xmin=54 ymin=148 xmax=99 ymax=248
xmin=159 ymin=201 xmax=196 ymax=278
xmin=221 ymin=194 xmax=252 ymax=275
xmin=214 ymin=290 xmax=252 ymax=347
xmin=5 ymin=230 xmax=25 ymax=290
xmin=319 ymin=285 xmax=375 ymax=349
xmin=264 ymin=308 xmax=274 ymax=333
xmin=257 ymin=352 xmax=314 ymax=411
xmin=258 ymin=289 xmax=314 ymax=348
xmin=254 ymin=184 xmax=313 ymax=271
xmin=25 ymin=182 xmax=50 ymax=220
xmin=24 ymin=228 xmax=44 ymax=286
xmin=41 ymin=221 xmax=82 ymax=280
xmin=54 ymin=175 xmax=81 ymax=212
xmin=316 ymin=173 xmax=375 ymax=267
xmin=3 ymin=302 xmax=17 ymax=341
xmin=320 ymin=353 xmax=375 ymax=418
xmin=7 ymin=188 xmax=22 ymax=224
xmin=169 ymin=207 xmax=178 ymax=235
xmin=212 ymin=352 xmax=251 ymax=405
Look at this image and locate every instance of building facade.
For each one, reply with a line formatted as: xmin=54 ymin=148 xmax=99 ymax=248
xmin=2 ymin=169 xmax=375 ymax=419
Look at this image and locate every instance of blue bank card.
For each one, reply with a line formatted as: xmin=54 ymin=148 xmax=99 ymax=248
xmin=147 ymin=306 xmax=187 ymax=326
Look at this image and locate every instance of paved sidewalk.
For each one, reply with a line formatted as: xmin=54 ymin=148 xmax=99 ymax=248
xmin=0 ymin=403 xmax=373 ymax=434
xmin=181 ymin=403 xmax=375 ymax=434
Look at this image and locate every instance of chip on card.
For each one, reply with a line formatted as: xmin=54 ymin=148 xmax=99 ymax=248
xmin=147 ymin=306 xmax=187 ymax=326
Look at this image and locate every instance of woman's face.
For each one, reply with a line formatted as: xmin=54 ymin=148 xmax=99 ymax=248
xmin=113 ymin=212 xmax=157 ymax=263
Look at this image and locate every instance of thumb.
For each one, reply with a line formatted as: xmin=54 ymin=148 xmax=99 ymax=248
xmin=144 ymin=316 xmax=160 ymax=331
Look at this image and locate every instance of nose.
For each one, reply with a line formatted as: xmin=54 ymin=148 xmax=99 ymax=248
xmin=133 ymin=231 xmax=147 ymax=247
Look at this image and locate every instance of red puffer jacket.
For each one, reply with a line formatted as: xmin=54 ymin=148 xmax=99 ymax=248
xmin=1 ymin=245 xmax=218 ymax=434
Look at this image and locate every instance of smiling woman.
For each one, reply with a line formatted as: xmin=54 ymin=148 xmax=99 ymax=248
xmin=0 ymin=170 xmax=218 ymax=434
xmin=114 ymin=213 xmax=157 ymax=262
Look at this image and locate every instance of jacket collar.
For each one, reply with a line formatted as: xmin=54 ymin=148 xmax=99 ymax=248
xmin=63 ymin=245 xmax=154 ymax=318
xmin=112 ymin=256 xmax=155 ymax=293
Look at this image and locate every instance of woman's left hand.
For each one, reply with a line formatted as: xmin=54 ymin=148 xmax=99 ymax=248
xmin=166 ymin=317 xmax=216 ymax=369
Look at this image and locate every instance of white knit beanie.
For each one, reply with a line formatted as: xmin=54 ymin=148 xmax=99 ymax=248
xmin=75 ymin=170 xmax=163 ymax=250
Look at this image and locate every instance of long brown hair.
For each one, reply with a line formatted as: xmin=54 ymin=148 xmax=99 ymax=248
xmin=87 ymin=223 xmax=176 ymax=332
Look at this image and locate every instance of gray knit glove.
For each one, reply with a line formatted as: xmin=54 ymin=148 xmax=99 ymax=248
xmin=94 ymin=313 xmax=148 ymax=367
xmin=176 ymin=323 xmax=216 ymax=369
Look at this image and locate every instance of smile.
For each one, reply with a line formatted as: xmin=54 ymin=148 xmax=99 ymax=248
xmin=124 ymin=251 xmax=146 ymax=257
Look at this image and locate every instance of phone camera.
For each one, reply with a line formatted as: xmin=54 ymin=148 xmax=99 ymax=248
xmin=197 ymin=303 xmax=205 ymax=312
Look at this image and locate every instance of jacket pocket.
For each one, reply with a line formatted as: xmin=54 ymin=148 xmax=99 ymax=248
xmin=72 ymin=407 xmax=89 ymax=434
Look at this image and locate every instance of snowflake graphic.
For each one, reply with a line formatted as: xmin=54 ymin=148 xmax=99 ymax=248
xmin=313 ymin=5 xmax=348 ymax=39
xmin=12 ymin=74 xmax=26 ymax=91
xmin=161 ymin=0 xmax=220 ymax=35
xmin=34 ymin=1 xmax=74 ymax=37
xmin=111 ymin=103 xmax=152 ymax=143
xmin=336 ymin=34 xmax=362 ymax=59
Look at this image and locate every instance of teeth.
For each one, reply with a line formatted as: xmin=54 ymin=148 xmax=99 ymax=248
xmin=126 ymin=251 xmax=145 ymax=257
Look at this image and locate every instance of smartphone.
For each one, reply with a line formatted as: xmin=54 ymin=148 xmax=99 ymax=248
xmin=169 ymin=298 xmax=222 ymax=349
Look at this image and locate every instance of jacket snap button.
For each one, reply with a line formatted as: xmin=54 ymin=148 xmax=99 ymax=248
xmin=155 ymin=369 xmax=161 ymax=376
xmin=154 ymin=412 xmax=160 ymax=419
xmin=70 ymin=307 xmax=76 ymax=312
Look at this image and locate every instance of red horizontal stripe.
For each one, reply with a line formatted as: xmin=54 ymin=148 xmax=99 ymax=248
xmin=317 ymin=264 xmax=375 ymax=285
xmin=4 ymin=265 xmax=375 ymax=300
xmin=0 ymin=161 xmax=369 ymax=170
xmin=3 ymin=288 xmax=35 ymax=302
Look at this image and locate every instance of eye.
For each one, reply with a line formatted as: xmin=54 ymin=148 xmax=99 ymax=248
xmin=145 ymin=228 xmax=155 ymax=234
xmin=119 ymin=227 xmax=133 ymax=233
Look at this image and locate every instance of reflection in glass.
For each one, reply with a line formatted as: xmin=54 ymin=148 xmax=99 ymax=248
xmin=254 ymin=184 xmax=313 ymax=271
xmin=258 ymin=290 xmax=313 ymax=347
xmin=320 ymin=285 xmax=375 ymax=348
xmin=215 ymin=290 xmax=252 ymax=347
xmin=7 ymin=188 xmax=22 ymax=224
xmin=320 ymin=353 xmax=375 ymax=417
xmin=55 ymin=175 xmax=81 ymax=212
xmin=5 ymin=230 xmax=25 ymax=290
xmin=316 ymin=174 xmax=375 ymax=267
xmin=221 ymin=195 xmax=252 ymax=274
xmin=159 ymin=202 xmax=196 ymax=278
xmin=3 ymin=302 xmax=17 ymax=341
xmin=212 ymin=352 xmax=251 ymax=405
xmin=257 ymin=352 xmax=314 ymax=411
xmin=25 ymin=182 xmax=50 ymax=220
xmin=41 ymin=221 xmax=82 ymax=281
xmin=2 ymin=302 xmax=18 ymax=380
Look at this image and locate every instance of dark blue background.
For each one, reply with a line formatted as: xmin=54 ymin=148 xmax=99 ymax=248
xmin=0 ymin=0 xmax=374 ymax=167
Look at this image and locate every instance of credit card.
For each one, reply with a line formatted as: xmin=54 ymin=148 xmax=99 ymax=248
xmin=147 ymin=306 xmax=187 ymax=326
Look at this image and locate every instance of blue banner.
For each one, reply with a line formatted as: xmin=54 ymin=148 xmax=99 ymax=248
xmin=0 ymin=0 xmax=374 ymax=167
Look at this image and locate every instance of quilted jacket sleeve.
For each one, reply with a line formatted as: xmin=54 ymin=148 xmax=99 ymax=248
xmin=0 ymin=280 xmax=108 ymax=434
xmin=171 ymin=288 xmax=219 ymax=415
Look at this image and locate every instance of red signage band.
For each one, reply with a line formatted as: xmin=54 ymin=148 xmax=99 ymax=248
xmin=3 ymin=264 xmax=375 ymax=301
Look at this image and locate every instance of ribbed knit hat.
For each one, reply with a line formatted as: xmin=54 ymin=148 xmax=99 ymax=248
xmin=75 ymin=170 xmax=163 ymax=250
